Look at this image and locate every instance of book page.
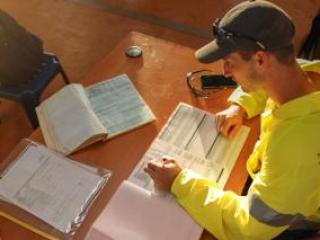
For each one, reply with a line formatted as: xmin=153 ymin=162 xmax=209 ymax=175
xmin=85 ymin=181 xmax=202 ymax=240
xmin=0 ymin=144 xmax=106 ymax=233
xmin=36 ymin=84 xmax=107 ymax=155
xmin=129 ymin=103 xmax=250 ymax=191
xmin=85 ymin=74 xmax=156 ymax=138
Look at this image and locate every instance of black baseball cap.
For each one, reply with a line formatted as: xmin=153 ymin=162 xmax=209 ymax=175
xmin=196 ymin=0 xmax=295 ymax=63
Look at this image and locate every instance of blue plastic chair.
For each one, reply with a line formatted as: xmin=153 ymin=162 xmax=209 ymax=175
xmin=0 ymin=52 xmax=70 ymax=129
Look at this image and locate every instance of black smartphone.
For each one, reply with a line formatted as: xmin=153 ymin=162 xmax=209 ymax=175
xmin=201 ymin=74 xmax=237 ymax=89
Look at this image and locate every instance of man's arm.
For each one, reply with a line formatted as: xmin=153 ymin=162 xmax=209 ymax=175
xmin=215 ymin=87 xmax=267 ymax=139
xmin=171 ymin=169 xmax=288 ymax=240
xmin=144 ymin=158 xmax=287 ymax=240
xmin=227 ymin=87 xmax=268 ymax=119
xmin=145 ymin=127 xmax=320 ymax=240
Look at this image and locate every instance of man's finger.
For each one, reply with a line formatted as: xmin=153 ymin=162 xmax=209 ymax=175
xmin=220 ymin=119 xmax=234 ymax=137
xmin=163 ymin=158 xmax=175 ymax=163
xmin=162 ymin=155 xmax=172 ymax=161
xmin=144 ymin=166 xmax=153 ymax=175
xmin=148 ymin=160 xmax=163 ymax=170
xmin=144 ymin=166 xmax=156 ymax=179
xmin=215 ymin=115 xmax=220 ymax=129
xmin=215 ymin=115 xmax=225 ymax=132
xmin=229 ymin=124 xmax=241 ymax=139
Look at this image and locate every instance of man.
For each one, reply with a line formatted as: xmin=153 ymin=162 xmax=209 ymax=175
xmin=144 ymin=0 xmax=320 ymax=239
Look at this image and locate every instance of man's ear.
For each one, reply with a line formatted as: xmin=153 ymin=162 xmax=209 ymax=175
xmin=253 ymin=50 xmax=269 ymax=70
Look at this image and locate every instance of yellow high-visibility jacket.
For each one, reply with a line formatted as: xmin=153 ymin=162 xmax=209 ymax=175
xmin=171 ymin=60 xmax=320 ymax=240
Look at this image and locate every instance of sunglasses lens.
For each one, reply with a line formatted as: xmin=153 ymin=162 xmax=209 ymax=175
xmin=186 ymin=70 xmax=213 ymax=98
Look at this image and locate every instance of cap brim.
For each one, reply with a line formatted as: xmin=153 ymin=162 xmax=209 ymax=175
xmin=195 ymin=40 xmax=237 ymax=63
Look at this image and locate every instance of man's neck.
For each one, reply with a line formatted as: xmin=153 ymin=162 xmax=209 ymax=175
xmin=265 ymin=62 xmax=317 ymax=106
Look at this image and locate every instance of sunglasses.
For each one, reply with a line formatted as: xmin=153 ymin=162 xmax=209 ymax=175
xmin=213 ymin=18 xmax=266 ymax=50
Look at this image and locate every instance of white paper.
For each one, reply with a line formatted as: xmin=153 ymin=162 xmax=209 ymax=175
xmin=36 ymin=84 xmax=106 ymax=154
xmin=85 ymin=181 xmax=202 ymax=240
xmin=129 ymin=103 xmax=250 ymax=190
xmin=85 ymin=74 xmax=156 ymax=137
xmin=86 ymin=103 xmax=250 ymax=240
xmin=0 ymin=145 xmax=105 ymax=233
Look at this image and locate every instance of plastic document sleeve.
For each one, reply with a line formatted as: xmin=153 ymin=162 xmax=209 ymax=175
xmin=0 ymin=139 xmax=112 ymax=240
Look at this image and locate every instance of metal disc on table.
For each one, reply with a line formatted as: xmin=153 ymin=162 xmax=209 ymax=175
xmin=125 ymin=46 xmax=143 ymax=58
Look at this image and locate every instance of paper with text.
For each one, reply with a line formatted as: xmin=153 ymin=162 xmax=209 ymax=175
xmin=0 ymin=145 xmax=105 ymax=233
xmin=36 ymin=84 xmax=106 ymax=154
xmin=86 ymin=74 xmax=156 ymax=138
xmin=129 ymin=103 xmax=250 ymax=191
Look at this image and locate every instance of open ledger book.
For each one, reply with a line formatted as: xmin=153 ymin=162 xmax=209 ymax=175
xmin=86 ymin=103 xmax=250 ymax=240
xmin=0 ymin=139 xmax=111 ymax=240
xmin=36 ymin=74 xmax=156 ymax=155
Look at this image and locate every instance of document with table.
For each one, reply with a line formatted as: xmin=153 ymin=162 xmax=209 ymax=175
xmin=36 ymin=74 xmax=156 ymax=155
xmin=86 ymin=103 xmax=250 ymax=240
xmin=130 ymin=102 xmax=250 ymax=190
xmin=0 ymin=139 xmax=112 ymax=240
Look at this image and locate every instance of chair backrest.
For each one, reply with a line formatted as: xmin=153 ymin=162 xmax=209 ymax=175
xmin=0 ymin=9 xmax=45 ymax=87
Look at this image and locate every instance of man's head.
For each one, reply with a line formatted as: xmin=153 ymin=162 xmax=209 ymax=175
xmin=196 ymin=0 xmax=296 ymax=92
xmin=196 ymin=0 xmax=295 ymax=63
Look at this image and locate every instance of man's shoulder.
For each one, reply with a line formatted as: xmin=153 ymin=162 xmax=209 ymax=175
xmin=298 ymin=58 xmax=320 ymax=73
xmin=267 ymin=116 xmax=318 ymax=155
xmin=270 ymin=116 xmax=320 ymax=147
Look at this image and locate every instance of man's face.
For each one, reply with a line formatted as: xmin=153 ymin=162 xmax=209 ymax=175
xmin=222 ymin=52 xmax=263 ymax=92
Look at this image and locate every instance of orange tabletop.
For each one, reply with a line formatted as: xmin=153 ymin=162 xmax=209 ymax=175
xmin=1 ymin=31 xmax=259 ymax=240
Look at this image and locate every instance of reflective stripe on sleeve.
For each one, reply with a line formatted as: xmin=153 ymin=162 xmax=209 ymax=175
xmin=249 ymin=194 xmax=320 ymax=229
xmin=248 ymin=194 xmax=295 ymax=227
xmin=289 ymin=215 xmax=320 ymax=230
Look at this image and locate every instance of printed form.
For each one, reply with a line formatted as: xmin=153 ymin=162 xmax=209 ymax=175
xmin=129 ymin=103 xmax=250 ymax=191
xmin=86 ymin=74 xmax=155 ymax=137
xmin=0 ymin=145 xmax=105 ymax=233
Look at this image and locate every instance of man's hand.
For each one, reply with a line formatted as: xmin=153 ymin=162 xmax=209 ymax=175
xmin=215 ymin=104 xmax=246 ymax=139
xmin=144 ymin=157 xmax=182 ymax=192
